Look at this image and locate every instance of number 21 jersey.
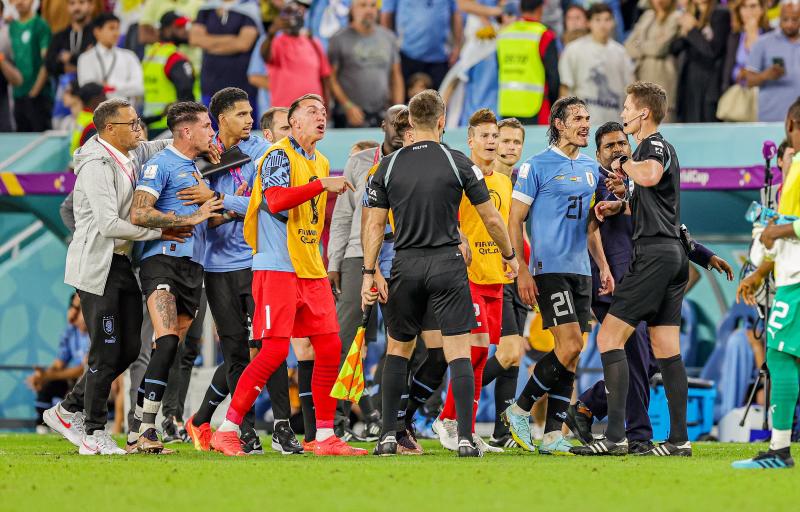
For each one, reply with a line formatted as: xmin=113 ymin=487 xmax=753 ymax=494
xmin=512 ymin=146 xmax=599 ymax=276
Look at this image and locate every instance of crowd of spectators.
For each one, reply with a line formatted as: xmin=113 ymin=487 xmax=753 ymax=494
xmin=0 ymin=0 xmax=797 ymax=136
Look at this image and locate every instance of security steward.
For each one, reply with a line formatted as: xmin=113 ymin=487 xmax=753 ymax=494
xmin=496 ymin=0 xmax=560 ymax=124
xmin=361 ymin=89 xmax=519 ymax=457
xmin=142 ymin=11 xmax=196 ymax=135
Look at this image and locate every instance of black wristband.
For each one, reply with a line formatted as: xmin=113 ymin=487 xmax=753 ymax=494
xmin=213 ymin=191 xmax=221 ymax=201
xmin=501 ymin=248 xmax=516 ymax=261
xmin=361 ymin=266 xmax=376 ymax=275
xmin=617 ymin=155 xmax=629 ymax=168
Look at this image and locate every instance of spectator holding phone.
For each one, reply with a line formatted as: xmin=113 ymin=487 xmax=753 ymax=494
xmin=745 ymin=0 xmax=800 ymax=122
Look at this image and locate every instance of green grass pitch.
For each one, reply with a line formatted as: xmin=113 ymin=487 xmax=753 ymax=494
xmin=1 ymin=434 xmax=798 ymax=511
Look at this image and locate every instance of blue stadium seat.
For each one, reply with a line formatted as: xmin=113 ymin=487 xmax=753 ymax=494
xmin=700 ymin=302 xmax=759 ymax=422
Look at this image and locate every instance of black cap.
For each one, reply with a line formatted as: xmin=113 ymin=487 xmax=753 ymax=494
xmin=78 ymin=82 xmax=105 ymax=105
xmin=160 ymin=11 xmax=190 ymax=29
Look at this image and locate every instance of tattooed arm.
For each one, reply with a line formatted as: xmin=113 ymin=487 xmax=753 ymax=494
xmin=130 ymin=190 xmax=223 ymax=228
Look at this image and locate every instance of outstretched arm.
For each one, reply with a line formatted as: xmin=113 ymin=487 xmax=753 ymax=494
xmin=130 ymin=190 xmax=222 ymax=228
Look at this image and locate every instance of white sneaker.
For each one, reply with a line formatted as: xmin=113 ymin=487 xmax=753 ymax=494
xmin=79 ymin=431 xmax=126 ymax=455
xmin=432 ymin=418 xmax=459 ymax=451
xmin=473 ymin=434 xmax=504 ymax=453
xmin=43 ymin=403 xmax=85 ymax=447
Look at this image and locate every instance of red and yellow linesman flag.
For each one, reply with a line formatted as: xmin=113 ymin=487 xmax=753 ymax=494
xmin=331 ymin=303 xmax=374 ymax=403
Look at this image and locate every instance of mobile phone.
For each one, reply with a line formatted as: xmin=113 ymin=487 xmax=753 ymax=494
xmin=773 ymin=57 xmax=785 ymax=68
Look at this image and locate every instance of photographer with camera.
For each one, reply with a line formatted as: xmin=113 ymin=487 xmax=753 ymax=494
xmin=259 ymin=0 xmax=332 ymax=109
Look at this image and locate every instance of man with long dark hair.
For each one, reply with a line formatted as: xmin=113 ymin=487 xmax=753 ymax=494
xmin=501 ymin=96 xmax=613 ymax=455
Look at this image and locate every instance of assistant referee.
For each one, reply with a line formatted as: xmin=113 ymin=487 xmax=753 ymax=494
xmin=361 ymin=90 xmax=519 ymax=457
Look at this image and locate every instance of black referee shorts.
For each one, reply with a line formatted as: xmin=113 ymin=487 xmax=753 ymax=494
xmin=385 ymin=246 xmax=476 ymax=341
xmin=501 ymin=282 xmax=529 ymax=337
xmin=609 ymin=239 xmax=688 ymax=327
xmin=534 ymin=273 xmax=592 ymax=332
xmin=139 ymin=255 xmax=204 ymax=318
xmin=421 ymin=298 xmax=439 ymax=332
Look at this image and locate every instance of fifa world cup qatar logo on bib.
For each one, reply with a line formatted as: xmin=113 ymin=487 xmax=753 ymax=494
xmin=309 ymin=176 xmax=320 ymax=225
xmin=489 ymin=189 xmax=502 ymax=210
xmin=102 ymin=316 xmax=114 ymax=335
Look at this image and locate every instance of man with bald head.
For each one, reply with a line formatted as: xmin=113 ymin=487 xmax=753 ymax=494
xmin=328 ymin=104 xmax=407 ymax=440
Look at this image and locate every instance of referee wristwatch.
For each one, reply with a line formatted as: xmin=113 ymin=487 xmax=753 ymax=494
xmin=617 ymin=155 xmax=629 ymax=171
xmin=501 ymin=248 xmax=516 ymax=261
xmin=361 ymin=265 xmax=376 ymax=275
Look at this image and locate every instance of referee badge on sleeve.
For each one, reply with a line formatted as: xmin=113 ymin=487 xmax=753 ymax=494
xmin=471 ymin=165 xmax=484 ymax=180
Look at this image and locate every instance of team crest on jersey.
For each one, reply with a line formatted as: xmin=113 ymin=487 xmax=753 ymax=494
xmin=518 ymin=163 xmax=530 ymax=179
xmin=102 ymin=316 xmax=114 ymax=335
xmin=489 ymin=189 xmax=502 ymax=210
xmin=143 ymin=165 xmax=158 ymax=179
xmin=570 ymin=176 xmax=582 ymax=183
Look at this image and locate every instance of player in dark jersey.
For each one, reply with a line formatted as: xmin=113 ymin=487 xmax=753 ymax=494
xmin=362 ymin=90 xmax=518 ymax=457
xmin=573 ymin=81 xmax=691 ymax=457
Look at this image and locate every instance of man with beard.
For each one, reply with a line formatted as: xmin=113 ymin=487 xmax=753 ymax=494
xmin=501 ymin=96 xmax=613 ymax=455
xmin=176 ymin=88 xmax=302 ymax=455
xmin=141 ymin=11 xmax=197 ymax=135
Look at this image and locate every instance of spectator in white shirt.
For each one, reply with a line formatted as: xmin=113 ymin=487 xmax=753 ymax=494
xmin=77 ymin=13 xmax=143 ymax=105
xmin=559 ymin=2 xmax=634 ymax=125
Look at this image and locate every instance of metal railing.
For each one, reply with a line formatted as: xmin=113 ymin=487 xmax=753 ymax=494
xmin=0 ymin=220 xmax=45 ymax=261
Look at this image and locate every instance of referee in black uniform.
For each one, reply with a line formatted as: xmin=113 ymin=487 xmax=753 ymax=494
xmin=361 ymin=90 xmax=518 ymax=457
xmin=573 ymin=82 xmax=691 ymax=457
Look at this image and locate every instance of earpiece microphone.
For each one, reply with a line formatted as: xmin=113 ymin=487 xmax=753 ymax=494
xmin=623 ymin=113 xmax=644 ymax=128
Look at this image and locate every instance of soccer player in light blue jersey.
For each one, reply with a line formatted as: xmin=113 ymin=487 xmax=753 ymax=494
xmin=177 ymin=90 xmax=303 ymax=455
xmin=501 ymin=97 xmax=614 ymax=454
xmin=129 ymin=102 xmax=222 ymax=453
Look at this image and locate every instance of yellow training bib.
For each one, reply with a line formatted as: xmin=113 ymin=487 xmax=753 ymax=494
xmin=245 ymin=137 xmax=330 ymax=278
xmin=459 ymin=171 xmax=513 ymax=285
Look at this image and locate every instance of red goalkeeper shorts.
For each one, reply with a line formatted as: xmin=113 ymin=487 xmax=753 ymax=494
xmin=469 ymin=281 xmax=503 ymax=344
xmin=251 ymin=270 xmax=339 ymax=340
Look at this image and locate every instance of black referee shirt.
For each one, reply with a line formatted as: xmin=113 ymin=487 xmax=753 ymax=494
xmin=630 ymin=132 xmax=681 ymax=241
xmin=367 ymin=141 xmax=490 ymax=251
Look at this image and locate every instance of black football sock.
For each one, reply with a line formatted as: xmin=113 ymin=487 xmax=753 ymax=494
xmin=192 ymin=364 xmax=229 ymax=426
xmin=449 ymin=358 xmax=475 ymax=441
xmin=482 ymin=355 xmax=506 ymax=387
xmin=130 ymin=385 xmax=145 ymax=435
xmin=297 ymin=360 xmax=316 ymax=442
xmin=359 ymin=388 xmax=379 ymax=422
xmin=140 ymin=334 xmax=180 ymax=431
xmin=658 ymin=354 xmax=689 ymax=444
xmin=266 ymin=360 xmax=291 ymax=422
xmin=493 ymin=365 xmax=519 ymax=438
xmin=601 ymin=349 xmax=629 ymax=443
xmin=381 ymin=354 xmax=408 ymax=437
xmin=516 ymin=350 xmax=565 ymax=411
xmin=545 ymin=370 xmax=575 ymax=434
xmin=405 ymin=347 xmax=447 ymax=428
xmin=176 ymin=337 xmax=200 ymax=422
